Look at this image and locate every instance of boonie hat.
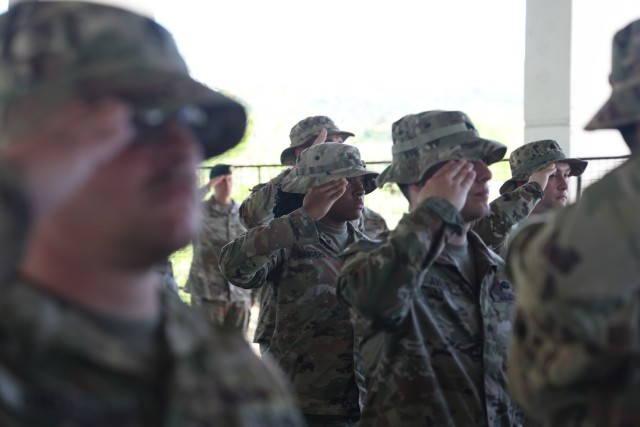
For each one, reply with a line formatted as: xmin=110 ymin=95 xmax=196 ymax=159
xmin=0 ymin=1 xmax=246 ymax=159
xmin=281 ymin=116 xmax=354 ymax=166
xmin=281 ymin=143 xmax=378 ymax=194
xmin=499 ymin=140 xmax=588 ymax=194
xmin=586 ymin=19 xmax=640 ymax=130
xmin=376 ymin=110 xmax=507 ymax=187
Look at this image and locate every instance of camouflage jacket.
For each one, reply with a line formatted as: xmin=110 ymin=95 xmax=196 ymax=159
xmin=239 ymin=170 xmax=290 ymax=346
xmin=0 ymin=281 xmax=303 ymax=427
xmin=220 ymin=208 xmax=366 ymax=417
xmin=239 ymin=168 xmax=291 ymax=229
xmin=472 ymin=182 xmax=544 ymax=255
xmin=240 ymin=170 xmax=385 ymax=347
xmin=253 ymin=284 xmax=276 ymax=344
xmin=0 ymin=161 xmax=304 ymax=427
xmin=507 ymin=154 xmax=640 ymax=426
xmin=336 ymin=197 xmax=524 ymax=427
xmin=185 ymin=198 xmax=250 ymax=303
xmin=358 ymin=206 xmax=389 ymax=239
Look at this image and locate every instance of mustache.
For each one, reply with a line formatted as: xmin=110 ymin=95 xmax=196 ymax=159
xmin=145 ymin=163 xmax=197 ymax=193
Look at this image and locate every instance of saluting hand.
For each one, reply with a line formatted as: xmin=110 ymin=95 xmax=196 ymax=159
xmin=416 ymin=160 xmax=476 ymax=212
xmin=303 ymin=178 xmax=348 ymax=220
xmin=527 ymin=163 xmax=556 ymax=190
xmin=310 ymin=128 xmax=328 ymax=147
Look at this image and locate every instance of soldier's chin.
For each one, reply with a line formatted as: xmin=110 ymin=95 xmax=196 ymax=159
xmin=461 ymin=204 xmax=490 ymax=223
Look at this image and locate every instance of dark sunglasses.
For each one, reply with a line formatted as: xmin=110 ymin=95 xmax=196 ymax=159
xmin=128 ymin=102 xmax=246 ymax=157
xmin=132 ymin=105 xmax=208 ymax=132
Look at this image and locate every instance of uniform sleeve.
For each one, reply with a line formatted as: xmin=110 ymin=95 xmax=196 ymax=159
xmin=239 ymin=170 xmax=289 ymax=229
xmin=220 ymin=207 xmax=319 ymax=289
xmin=361 ymin=207 xmax=389 ymax=239
xmin=336 ymin=197 xmax=464 ymax=329
xmin=472 ymin=182 xmax=543 ymax=253
xmin=0 ymin=161 xmax=31 ymax=285
xmin=506 ymin=155 xmax=640 ymax=419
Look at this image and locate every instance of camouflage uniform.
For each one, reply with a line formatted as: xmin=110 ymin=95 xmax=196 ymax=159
xmin=359 ymin=206 xmax=388 ymax=239
xmin=0 ymin=272 xmax=303 ymax=426
xmin=221 ymin=144 xmax=378 ymax=424
xmin=186 ymin=198 xmax=252 ymax=332
xmin=473 ymin=140 xmax=587 ymax=254
xmin=507 ymin=19 xmax=640 ymax=426
xmin=0 ymin=3 xmax=304 ymax=426
xmin=336 ymin=111 xmax=524 ymax=426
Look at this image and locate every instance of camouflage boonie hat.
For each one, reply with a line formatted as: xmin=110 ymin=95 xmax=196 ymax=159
xmin=281 ymin=143 xmax=378 ymax=194
xmin=499 ymin=139 xmax=588 ymax=194
xmin=0 ymin=1 xmax=246 ymax=158
xmin=585 ymin=19 xmax=640 ymax=130
xmin=376 ymin=110 xmax=507 ymax=187
xmin=281 ymin=116 xmax=354 ymax=166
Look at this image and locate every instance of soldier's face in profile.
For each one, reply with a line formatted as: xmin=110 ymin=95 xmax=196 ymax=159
xmin=460 ymin=160 xmax=492 ymax=222
xmin=539 ymin=162 xmax=571 ymax=210
xmin=323 ymin=176 xmax=366 ymax=224
xmin=51 ymin=118 xmax=203 ymax=267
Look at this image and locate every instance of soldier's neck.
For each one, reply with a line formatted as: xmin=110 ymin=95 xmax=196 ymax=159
xmin=214 ymin=192 xmax=232 ymax=205
xmin=20 ymin=231 xmax=160 ymax=322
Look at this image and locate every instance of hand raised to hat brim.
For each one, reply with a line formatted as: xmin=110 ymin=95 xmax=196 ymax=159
xmin=310 ymin=128 xmax=328 ymax=147
xmin=303 ymin=178 xmax=348 ymax=221
xmin=0 ymin=97 xmax=134 ymax=220
xmin=208 ymin=175 xmax=227 ymax=188
xmin=416 ymin=160 xmax=476 ymax=212
xmin=527 ymin=163 xmax=556 ymax=190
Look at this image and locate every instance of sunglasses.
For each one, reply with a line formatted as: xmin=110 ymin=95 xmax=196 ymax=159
xmin=127 ymin=102 xmax=246 ymax=157
xmin=132 ymin=105 xmax=208 ymax=133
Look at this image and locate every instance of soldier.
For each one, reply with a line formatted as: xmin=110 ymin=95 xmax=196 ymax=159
xmin=242 ymin=116 xmax=387 ymax=353
xmin=507 ymin=19 xmax=640 ymax=426
xmin=241 ymin=116 xmax=353 ymax=354
xmin=473 ymin=139 xmax=587 ymax=254
xmin=185 ymin=164 xmax=252 ymax=332
xmin=221 ymin=143 xmax=378 ymax=426
xmin=0 ymin=2 xmax=303 ymax=426
xmin=336 ymin=110 xmax=524 ymax=426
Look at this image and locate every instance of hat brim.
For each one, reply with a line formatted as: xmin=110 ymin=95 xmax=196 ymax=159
xmin=585 ymin=83 xmax=640 ymax=130
xmin=499 ymin=157 xmax=589 ymax=194
xmin=282 ymin=169 xmax=379 ymax=194
xmin=280 ymin=132 xmax=355 ymax=166
xmin=79 ymin=72 xmax=247 ymax=159
xmin=376 ymin=136 xmax=506 ymax=187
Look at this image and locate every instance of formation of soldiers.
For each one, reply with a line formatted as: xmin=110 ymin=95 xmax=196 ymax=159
xmin=0 ymin=1 xmax=637 ymax=426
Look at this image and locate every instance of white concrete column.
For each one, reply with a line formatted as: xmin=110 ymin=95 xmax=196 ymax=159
xmin=524 ymin=0 xmax=572 ymax=153
xmin=8 ymin=0 xmax=154 ymax=18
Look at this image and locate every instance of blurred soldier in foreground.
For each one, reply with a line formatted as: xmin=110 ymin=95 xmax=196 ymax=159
xmin=474 ymin=139 xmax=587 ymax=254
xmin=0 ymin=2 xmax=303 ymax=425
xmin=186 ymin=164 xmax=252 ymax=332
xmin=507 ymin=18 xmax=640 ymax=426
xmin=336 ymin=110 xmax=524 ymax=426
xmin=222 ymin=143 xmax=379 ymax=426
